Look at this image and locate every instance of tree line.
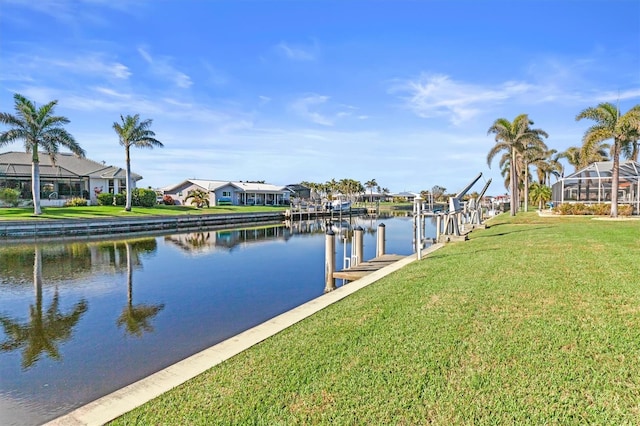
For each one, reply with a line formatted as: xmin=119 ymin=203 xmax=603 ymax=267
xmin=487 ymin=104 xmax=639 ymax=217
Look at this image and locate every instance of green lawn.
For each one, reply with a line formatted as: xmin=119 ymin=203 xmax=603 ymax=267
xmin=111 ymin=213 xmax=640 ymax=425
xmin=0 ymin=204 xmax=287 ymax=220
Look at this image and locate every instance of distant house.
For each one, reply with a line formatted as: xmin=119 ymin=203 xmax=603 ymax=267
xmin=391 ymin=191 xmax=420 ymax=202
xmin=162 ymin=179 xmax=292 ymax=206
xmin=286 ymin=183 xmax=311 ymax=200
xmin=0 ymin=151 xmax=141 ymax=206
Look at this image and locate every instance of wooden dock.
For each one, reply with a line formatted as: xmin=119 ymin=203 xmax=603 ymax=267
xmin=332 ymin=254 xmax=407 ymax=281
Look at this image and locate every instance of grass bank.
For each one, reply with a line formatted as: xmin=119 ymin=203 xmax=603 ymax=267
xmin=112 ymin=213 xmax=640 ymax=425
xmin=0 ymin=204 xmax=286 ymax=220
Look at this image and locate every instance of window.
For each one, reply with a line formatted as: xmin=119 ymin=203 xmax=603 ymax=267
xmin=222 ymin=191 xmax=231 ymax=197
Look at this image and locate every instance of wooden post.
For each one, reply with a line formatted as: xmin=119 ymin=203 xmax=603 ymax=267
xmin=354 ymin=226 xmax=364 ymax=266
xmin=324 ymin=229 xmax=336 ymax=293
xmin=376 ymin=223 xmax=386 ymax=257
xmin=436 ymin=214 xmax=442 ymax=241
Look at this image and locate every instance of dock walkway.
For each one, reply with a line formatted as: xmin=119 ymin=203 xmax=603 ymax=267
xmin=333 ymin=254 xmax=407 ymax=281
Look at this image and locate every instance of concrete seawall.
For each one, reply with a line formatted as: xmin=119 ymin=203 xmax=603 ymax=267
xmin=0 ymin=212 xmax=285 ymax=241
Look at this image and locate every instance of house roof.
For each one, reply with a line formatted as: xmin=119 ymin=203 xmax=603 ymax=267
xmin=564 ymin=160 xmax=640 ymax=181
xmin=163 ymin=179 xmax=291 ymax=193
xmin=0 ymin=151 xmax=142 ymax=181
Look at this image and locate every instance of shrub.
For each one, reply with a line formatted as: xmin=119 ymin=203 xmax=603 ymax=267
xmin=132 ymin=188 xmax=157 ymax=207
xmin=65 ymin=197 xmax=88 ymax=207
xmin=0 ymin=188 xmax=21 ymax=207
xmin=163 ymin=195 xmax=175 ymax=205
xmin=97 ymin=192 xmax=125 ymax=206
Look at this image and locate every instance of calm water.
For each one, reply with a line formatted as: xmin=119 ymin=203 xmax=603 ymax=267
xmin=0 ymin=215 xmax=435 ymax=426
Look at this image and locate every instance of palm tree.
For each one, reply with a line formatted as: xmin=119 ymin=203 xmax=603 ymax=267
xmin=487 ymin=114 xmax=549 ymax=216
xmin=113 ymin=114 xmax=164 ymax=212
xmin=184 ymin=189 xmax=210 ymax=208
xmin=0 ymin=93 xmax=85 ymax=215
xmin=529 ymin=182 xmax=552 ymax=210
xmin=364 ymin=179 xmax=378 ymax=204
xmin=576 ymin=103 xmax=640 ymax=217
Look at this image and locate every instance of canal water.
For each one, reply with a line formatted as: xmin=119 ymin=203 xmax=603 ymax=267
xmin=0 ymin=214 xmax=435 ymax=426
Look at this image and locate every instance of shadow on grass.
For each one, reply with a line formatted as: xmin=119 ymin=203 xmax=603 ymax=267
xmin=471 ymin=225 xmax=555 ymax=238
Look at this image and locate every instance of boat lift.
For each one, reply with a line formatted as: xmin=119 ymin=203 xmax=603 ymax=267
xmin=468 ymin=178 xmax=492 ymax=226
xmin=438 ymin=172 xmax=483 ymax=241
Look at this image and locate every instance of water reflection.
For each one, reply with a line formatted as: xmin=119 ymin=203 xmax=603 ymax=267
xmin=116 ymin=242 xmax=165 ymax=338
xmin=0 ymin=216 xmax=428 ymax=426
xmin=0 ymin=247 xmax=88 ymax=370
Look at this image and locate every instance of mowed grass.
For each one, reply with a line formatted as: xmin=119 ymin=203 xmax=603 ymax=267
xmin=112 ymin=213 xmax=640 ymax=425
xmin=0 ymin=204 xmax=286 ymax=220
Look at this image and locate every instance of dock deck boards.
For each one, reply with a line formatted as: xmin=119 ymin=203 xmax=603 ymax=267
xmin=333 ymin=254 xmax=406 ymax=280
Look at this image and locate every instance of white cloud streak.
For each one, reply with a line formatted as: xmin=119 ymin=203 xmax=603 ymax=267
xmin=137 ymin=47 xmax=193 ymax=89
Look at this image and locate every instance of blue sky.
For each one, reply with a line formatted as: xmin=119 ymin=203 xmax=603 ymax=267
xmin=1 ymin=0 xmax=639 ymax=195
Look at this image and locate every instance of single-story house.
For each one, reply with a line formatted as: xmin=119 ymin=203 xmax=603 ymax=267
xmin=0 ymin=151 xmax=141 ymax=206
xmin=162 ymin=179 xmax=292 ymax=206
xmin=286 ymin=184 xmax=311 ymax=200
xmin=391 ymin=191 xmax=420 ymax=202
xmin=551 ymin=160 xmax=640 ymax=212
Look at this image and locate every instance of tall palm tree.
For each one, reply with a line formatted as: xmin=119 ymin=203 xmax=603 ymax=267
xmin=576 ymin=103 xmax=640 ymax=217
xmin=487 ymin=114 xmax=548 ymax=216
xmin=0 ymin=93 xmax=85 ymax=215
xmin=364 ymin=179 xmax=378 ymax=204
xmin=113 ymin=114 xmax=164 ymax=212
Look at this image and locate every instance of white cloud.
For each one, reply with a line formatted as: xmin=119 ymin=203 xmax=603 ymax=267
xmin=291 ymin=94 xmax=334 ymax=126
xmin=137 ymin=46 xmax=193 ymax=89
xmin=392 ymin=74 xmax=535 ymax=126
xmin=276 ymin=41 xmax=317 ymax=61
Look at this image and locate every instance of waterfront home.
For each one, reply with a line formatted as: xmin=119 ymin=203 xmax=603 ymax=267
xmin=162 ymin=179 xmax=292 ymax=206
xmin=0 ymin=151 xmax=141 ymax=206
xmin=551 ymin=160 xmax=640 ymax=213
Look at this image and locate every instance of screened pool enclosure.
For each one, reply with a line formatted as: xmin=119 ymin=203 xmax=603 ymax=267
xmin=551 ymin=161 xmax=640 ymax=213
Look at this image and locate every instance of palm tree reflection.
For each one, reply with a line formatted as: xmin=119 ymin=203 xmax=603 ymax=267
xmin=0 ymin=247 xmax=88 ymax=370
xmin=116 ymin=242 xmax=164 ymax=337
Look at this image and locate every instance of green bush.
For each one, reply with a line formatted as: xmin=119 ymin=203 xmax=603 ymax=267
xmin=0 ymin=188 xmax=21 ymax=207
xmin=97 ymin=192 xmax=125 ymax=206
xmin=132 ymin=188 xmax=157 ymax=207
xmin=65 ymin=197 xmax=88 ymax=207
xmin=554 ymin=202 xmax=634 ymax=216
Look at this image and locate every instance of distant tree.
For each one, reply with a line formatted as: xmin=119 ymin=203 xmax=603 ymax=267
xmin=184 ymin=189 xmax=210 ymax=208
xmin=487 ymin=114 xmax=548 ymax=216
xmin=529 ymin=182 xmax=552 ymax=210
xmin=576 ymin=103 xmax=640 ymax=217
xmin=113 ymin=114 xmax=163 ymax=212
xmin=0 ymin=93 xmax=85 ymax=215
xmin=431 ymin=185 xmax=446 ymax=202
xmin=365 ymin=179 xmax=378 ymax=203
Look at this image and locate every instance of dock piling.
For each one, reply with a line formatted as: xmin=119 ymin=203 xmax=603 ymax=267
xmin=324 ymin=230 xmax=336 ymax=293
xmin=376 ymin=223 xmax=386 ymax=257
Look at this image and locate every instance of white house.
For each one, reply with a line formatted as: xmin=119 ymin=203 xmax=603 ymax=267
xmin=0 ymin=151 xmax=141 ymax=206
xmin=162 ymin=179 xmax=292 ymax=206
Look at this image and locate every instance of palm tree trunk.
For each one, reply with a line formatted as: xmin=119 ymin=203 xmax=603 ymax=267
xmin=611 ymin=140 xmax=620 ymax=217
xmin=524 ymin=164 xmax=529 ymax=212
xmin=32 ymin=159 xmax=42 ymax=215
xmin=125 ymin=146 xmax=132 ymax=212
xmin=510 ymin=149 xmax=518 ymax=216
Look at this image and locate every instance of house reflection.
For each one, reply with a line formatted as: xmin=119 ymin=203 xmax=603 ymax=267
xmin=164 ymin=224 xmax=295 ymax=253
